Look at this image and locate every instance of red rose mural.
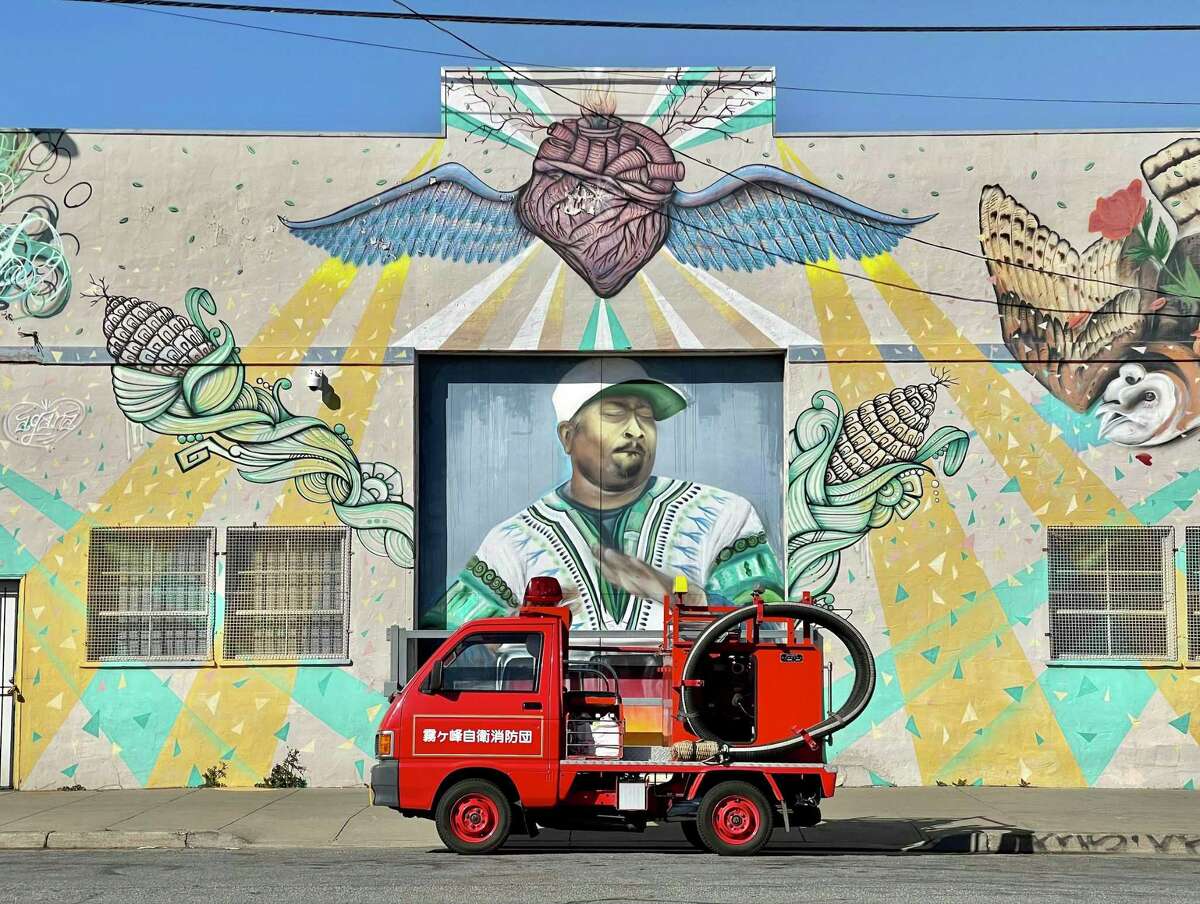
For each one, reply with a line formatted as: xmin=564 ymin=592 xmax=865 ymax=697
xmin=1087 ymin=179 xmax=1147 ymax=240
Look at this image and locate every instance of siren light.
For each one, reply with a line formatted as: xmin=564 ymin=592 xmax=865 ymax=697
xmin=523 ymin=576 xmax=564 ymax=606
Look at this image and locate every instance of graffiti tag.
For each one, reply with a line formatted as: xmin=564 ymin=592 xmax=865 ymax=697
xmin=3 ymin=397 xmax=85 ymax=449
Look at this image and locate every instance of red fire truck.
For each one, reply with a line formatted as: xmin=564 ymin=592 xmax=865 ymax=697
xmin=370 ymin=577 xmax=875 ymax=856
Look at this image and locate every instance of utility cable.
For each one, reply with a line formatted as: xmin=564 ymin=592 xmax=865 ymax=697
xmin=91 ymin=0 xmax=1200 ymax=303
xmin=388 ymin=0 xmax=1200 ymax=316
xmin=57 ymin=1 xmax=1200 ymax=34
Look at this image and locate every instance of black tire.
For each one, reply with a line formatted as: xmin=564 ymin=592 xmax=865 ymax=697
xmin=681 ymin=820 xmax=709 ymax=851
xmin=696 ymin=781 xmax=773 ymax=856
xmin=434 ymin=779 xmax=512 ymax=854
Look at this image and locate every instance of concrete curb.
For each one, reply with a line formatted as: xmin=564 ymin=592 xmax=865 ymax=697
xmin=0 ymin=828 xmax=1196 ymax=856
xmin=0 ymin=831 xmax=246 ymax=851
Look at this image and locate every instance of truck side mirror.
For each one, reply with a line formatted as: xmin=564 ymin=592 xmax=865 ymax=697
xmin=428 ymin=659 xmax=444 ymax=693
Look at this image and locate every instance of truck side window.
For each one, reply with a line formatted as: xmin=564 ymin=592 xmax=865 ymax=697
xmin=439 ymin=632 xmax=543 ymax=692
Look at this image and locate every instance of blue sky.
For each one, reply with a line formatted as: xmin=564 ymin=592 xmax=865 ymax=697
xmin=8 ymin=0 xmax=1200 ymax=133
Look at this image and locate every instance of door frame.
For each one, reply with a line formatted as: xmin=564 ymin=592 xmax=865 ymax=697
xmin=0 ymin=576 xmax=22 ymax=790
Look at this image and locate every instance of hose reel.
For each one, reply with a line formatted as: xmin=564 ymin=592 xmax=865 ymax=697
xmin=679 ymin=602 xmax=876 ymax=760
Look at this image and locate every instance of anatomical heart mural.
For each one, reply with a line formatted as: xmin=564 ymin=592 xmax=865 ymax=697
xmin=980 ymin=137 xmax=1200 ymax=447
xmin=283 ymin=72 xmax=932 ymax=298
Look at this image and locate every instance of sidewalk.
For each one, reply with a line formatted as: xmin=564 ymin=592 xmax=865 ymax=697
xmin=1 ymin=786 xmax=1197 ymax=856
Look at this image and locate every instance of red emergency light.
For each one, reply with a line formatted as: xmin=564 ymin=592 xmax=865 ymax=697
xmin=523 ymin=576 xmax=564 ymax=605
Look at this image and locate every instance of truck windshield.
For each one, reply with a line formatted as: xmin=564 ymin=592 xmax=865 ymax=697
xmin=440 ymin=632 xmax=543 ymax=692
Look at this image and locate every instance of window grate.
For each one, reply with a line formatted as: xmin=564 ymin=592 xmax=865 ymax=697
xmin=223 ymin=526 xmax=351 ymax=661
xmin=86 ymin=527 xmax=215 ymax=662
xmin=1047 ymin=526 xmax=1175 ymax=660
xmin=1187 ymin=528 xmax=1200 ymax=662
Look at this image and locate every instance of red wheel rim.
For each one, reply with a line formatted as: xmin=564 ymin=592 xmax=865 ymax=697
xmin=450 ymin=793 xmax=499 ymax=843
xmin=711 ymin=794 xmax=761 ymax=846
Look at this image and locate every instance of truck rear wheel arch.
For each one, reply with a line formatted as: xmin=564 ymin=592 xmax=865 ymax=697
xmin=689 ymin=771 xmax=779 ymax=805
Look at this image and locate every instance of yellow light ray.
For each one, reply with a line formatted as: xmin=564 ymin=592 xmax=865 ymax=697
xmin=442 ymin=246 xmax=542 ymax=349
xmin=794 ymin=232 xmax=1083 ymax=784
xmin=537 ymin=265 xmax=568 ymax=350
xmin=20 ymin=259 xmax=359 ymax=784
xmin=148 ymin=145 xmax=444 ymax=788
xmin=637 ymin=273 xmax=679 ymax=349
xmin=669 ymin=260 xmax=772 ymax=347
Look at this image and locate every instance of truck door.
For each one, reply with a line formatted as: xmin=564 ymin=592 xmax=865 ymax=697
xmin=408 ymin=625 xmax=558 ymax=806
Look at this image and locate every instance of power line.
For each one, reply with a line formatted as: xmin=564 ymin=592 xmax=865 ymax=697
xmin=76 ymin=0 xmax=1200 ymax=307
xmin=77 ymin=1 xmax=1200 ymax=107
xmin=385 ymin=1 xmax=1200 ymax=321
xmin=58 ymin=0 xmax=1200 ymax=33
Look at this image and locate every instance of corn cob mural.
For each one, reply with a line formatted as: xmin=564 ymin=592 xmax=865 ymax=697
xmin=94 ymin=281 xmax=416 ymax=568
xmin=787 ymin=375 xmax=970 ymax=605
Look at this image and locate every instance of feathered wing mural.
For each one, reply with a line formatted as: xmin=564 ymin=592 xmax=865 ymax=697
xmin=282 ymin=111 xmax=933 ymax=298
xmin=980 ymin=138 xmax=1200 ymax=447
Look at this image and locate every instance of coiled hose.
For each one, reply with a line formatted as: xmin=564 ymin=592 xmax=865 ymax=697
xmin=680 ymin=602 xmax=876 ymax=759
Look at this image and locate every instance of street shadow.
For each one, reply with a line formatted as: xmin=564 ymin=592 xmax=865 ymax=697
xmin=470 ymin=816 xmax=1035 ymax=856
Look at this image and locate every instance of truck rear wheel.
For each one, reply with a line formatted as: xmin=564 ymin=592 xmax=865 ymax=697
xmin=697 ymin=781 xmax=772 ymax=856
xmin=435 ymin=779 xmax=512 ymax=854
xmin=681 ymin=820 xmax=710 ymax=851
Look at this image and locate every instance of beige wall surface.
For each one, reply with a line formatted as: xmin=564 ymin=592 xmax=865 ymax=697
xmin=2 ymin=67 xmax=1200 ymax=790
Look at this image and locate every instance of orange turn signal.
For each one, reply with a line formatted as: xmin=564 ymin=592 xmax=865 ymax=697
xmin=375 ymin=730 xmax=394 ymax=758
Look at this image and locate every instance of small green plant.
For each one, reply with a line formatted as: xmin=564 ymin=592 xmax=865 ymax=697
xmin=57 ymin=783 xmax=86 ymax=792
xmin=1018 ymin=778 xmax=1032 ymax=788
xmin=935 ymin=780 xmax=948 ymax=787
xmin=256 ymin=748 xmax=307 ymax=789
xmin=952 ymin=778 xmax=968 ymax=787
xmin=201 ymin=761 xmax=228 ymax=788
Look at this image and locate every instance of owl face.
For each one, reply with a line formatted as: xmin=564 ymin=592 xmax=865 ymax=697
xmin=1096 ymin=363 xmax=1183 ymax=446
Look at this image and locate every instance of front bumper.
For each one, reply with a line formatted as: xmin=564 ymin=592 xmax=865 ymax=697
xmin=369 ymin=759 xmax=399 ymax=808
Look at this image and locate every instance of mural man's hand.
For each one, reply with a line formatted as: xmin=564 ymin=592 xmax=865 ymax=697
xmin=591 ymin=544 xmax=706 ymax=604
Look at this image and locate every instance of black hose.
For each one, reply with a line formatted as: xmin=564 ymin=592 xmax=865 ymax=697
xmin=680 ymin=603 xmax=876 ymax=759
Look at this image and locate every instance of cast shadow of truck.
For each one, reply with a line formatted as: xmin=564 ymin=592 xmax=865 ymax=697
xmin=485 ymin=816 xmax=1036 ymax=855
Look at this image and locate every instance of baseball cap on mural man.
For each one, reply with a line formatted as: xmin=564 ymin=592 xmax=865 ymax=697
xmin=552 ymin=358 xmax=688 ymax=424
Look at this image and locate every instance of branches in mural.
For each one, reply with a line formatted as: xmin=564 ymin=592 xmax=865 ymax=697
xmin=448 ymin=69 xmax=552 ymax=146
xmin=0 ymin=131 xmax=91 ymax=323
xmin=91 ymin=281 xmax=416 ymax=569
xmin=656 ymin=67 xmax=768 ymax=144
xmin=980 ymin=137 xmax=1200 ymax=447
xmin=786 ymin=378 xmax=970 ymax=607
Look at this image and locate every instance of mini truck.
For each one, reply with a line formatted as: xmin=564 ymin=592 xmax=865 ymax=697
xmin=370 ymin=576 xmax=875 ymax=856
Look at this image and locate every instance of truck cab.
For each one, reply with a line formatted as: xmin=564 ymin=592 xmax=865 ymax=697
xmin=371 ymin=603 xmax=570 ymax=828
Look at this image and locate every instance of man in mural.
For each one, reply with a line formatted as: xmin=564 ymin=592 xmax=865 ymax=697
xmin=442 ymin=358 xmax=783 ymax=630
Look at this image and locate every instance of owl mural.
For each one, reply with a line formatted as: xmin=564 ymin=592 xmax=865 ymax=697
xmin=282 ymin=97 xmax=933 ymax=298
xmin=979 ymin=138 xmax=1200 ymax=447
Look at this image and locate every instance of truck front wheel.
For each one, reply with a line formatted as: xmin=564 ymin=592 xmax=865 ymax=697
xmin=697 ymin=781 xmax=772 ymax=856
xmin=435 ymin=779 xmax=512 ymax=854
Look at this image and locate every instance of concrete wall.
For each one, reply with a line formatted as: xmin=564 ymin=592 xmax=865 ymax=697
xmin=2 ymin=68 xmax=1199 ymax=790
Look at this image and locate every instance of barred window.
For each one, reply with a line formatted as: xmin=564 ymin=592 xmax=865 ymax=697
xmin=86 ymin=527 xmax=215 ymax=662
xmin=223 ymin=527 xmax=351 ymax=661
xmin=1047 ymin=526 xmax=1175 ymax=660
xmin=1187 ymin=527 xmax=1200 ymax=662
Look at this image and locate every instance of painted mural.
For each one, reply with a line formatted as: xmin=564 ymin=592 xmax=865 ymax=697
xmin=980 ymin=138 xmax=1200 ymax=447
xmin=0 ymin=131 xmax=90 ymax=346
xmin=786 ymin=377 xmax=970 ymax=607
xmin=283 ymin=85 xmax=931 ymax=299
xmin=436 ymin=357 xmax=785 ymax=631
xmin=92 ymin=280 xmax=416 ymax=568
xmin=1 ymin=67 xmax=1199 ymax=793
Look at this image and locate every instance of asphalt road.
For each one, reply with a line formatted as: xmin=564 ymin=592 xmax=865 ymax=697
xmin=1 ymin=848 xmax=1199 ymax=904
